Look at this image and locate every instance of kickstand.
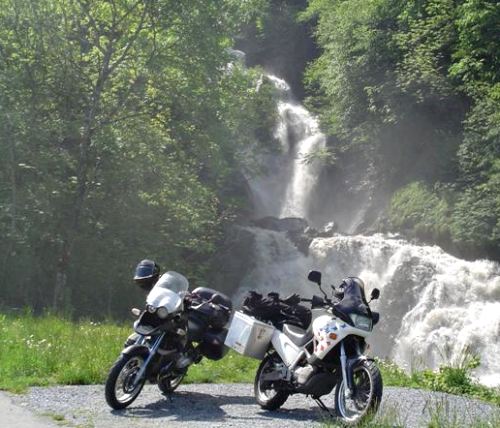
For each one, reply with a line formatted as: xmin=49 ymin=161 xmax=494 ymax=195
xmin=314 ymin=397 xmax=334 ymax=418
xmin=162 ymin=391 xmax=174 ymax=402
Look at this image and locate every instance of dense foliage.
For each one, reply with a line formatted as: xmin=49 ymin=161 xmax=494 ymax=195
xmin=236 ymin=0 xmax=318 ymax=99
xmin=303 ymin=0 xmax=500 ymax=259
xmin=0 ymin=0 xmax=277 ymax=315
xmin=1 ymin=0 xmax=498 ymax=315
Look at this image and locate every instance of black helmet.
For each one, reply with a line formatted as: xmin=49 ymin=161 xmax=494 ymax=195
xmin=133 ymin=259 xmax=160 ymax=291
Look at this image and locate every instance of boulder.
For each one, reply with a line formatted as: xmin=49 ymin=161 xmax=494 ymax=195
xmin=251 ymin=216 xmax=308 ymax=233
xmin=317 ymin=221 xmax=337 ymax=237
xmin=286 ymin=230 xmax=313 ymax=256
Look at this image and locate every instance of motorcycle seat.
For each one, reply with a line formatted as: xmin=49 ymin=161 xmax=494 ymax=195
xmin=192 ymin=287 xmax=233 ymax=310
xmin=283 ymin=323 xmax=313 ymax=347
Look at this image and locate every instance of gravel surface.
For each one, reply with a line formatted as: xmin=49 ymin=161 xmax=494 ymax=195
xmin=7 ymin=384 xmax=498 ymax=428
xmin=0 ymin=391 xmax=57 ymax=428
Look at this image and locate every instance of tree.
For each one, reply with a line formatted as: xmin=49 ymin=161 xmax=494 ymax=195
xmin=0 ymin=0 xmax=274 ymax=315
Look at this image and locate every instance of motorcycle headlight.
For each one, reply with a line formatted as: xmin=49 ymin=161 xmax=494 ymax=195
xmin=351 ymin=314 xmax=372 ymax=331
xmin=147 ymin=304 xmax=156 ymax=313
xmin=156 ymin=306 xmax=169 ymax=319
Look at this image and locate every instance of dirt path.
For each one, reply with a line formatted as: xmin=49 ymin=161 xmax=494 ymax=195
xmin=0 ymin=391 xmax=58 ymax=428
xmin=4 ymin=384 xmax=498 ymax=428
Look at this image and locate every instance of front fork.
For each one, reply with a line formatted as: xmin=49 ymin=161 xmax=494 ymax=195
xmin=340 ymin=340 xmax=368 ymax=398
xmin=340 ymin=342 xmax=353 ymax=397
xmin=132 ymin=332 xmax=166 ymax=388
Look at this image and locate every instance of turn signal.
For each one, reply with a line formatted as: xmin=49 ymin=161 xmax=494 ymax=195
xmin=329 ymin=333 xmax=337 ymax=340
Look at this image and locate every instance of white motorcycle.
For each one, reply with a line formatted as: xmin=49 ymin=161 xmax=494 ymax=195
xmin=225 ymin=270 xmax=382 ymax=423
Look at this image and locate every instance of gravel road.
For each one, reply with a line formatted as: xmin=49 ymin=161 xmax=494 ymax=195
xmin=4 ymin=384 xmax=497 ymax=428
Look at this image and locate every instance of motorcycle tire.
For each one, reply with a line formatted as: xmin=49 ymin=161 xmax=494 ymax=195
xmin=254 ymin=354 xmax=289 ymax=410
xmin=105 ymin=349 xmax=147 ymax=410
xmin=334 ymin=359 xmax=383 ymax=424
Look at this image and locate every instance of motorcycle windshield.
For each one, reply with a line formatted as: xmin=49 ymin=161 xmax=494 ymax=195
xmin=154 ymin=271 xmax=189 ymax=293
xmin=336 ymin=277 xmax=370 ymax=317
xmin=147 ymin=286 xmax=183 ymax=313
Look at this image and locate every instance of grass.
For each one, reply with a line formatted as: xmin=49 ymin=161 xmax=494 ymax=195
xmin=378 ymin=359 xmax=500 ymax=406
xmin=0 ymin=312 xmax=499 ymax=410
xmin=185 ymin=350 xmax=259 ymax=384
xmin=323 ymin=405 xmax=500 ymax=428
xmin=0 ymin=311 xmax=259 ymax=392
xmin=0 ymin=312 xmax=129 ymax=392
xmin=42 ymin=412 xmax=69 ymax=425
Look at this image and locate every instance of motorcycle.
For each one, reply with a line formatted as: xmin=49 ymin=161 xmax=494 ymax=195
xmin=105 ymin=270 xmax=233 ymax=409
xmin=225 ymin=270 xmax=382 ymax=423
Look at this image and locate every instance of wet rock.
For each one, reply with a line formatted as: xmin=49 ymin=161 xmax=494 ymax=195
xmin=321 ymin=221 xmax=337 ymax=236
xmin=286 ymin=230 xmax=313 ymax=256
xmin=251 ymin=216 xmax=308 ymax=233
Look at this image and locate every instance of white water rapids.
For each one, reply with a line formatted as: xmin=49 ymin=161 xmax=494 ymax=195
xmin=242 ymin=74 xmax=500 ymax=387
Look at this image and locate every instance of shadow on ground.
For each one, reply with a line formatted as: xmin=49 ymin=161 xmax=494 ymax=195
xmin=111 ymin=390 xmax=323 ymax=424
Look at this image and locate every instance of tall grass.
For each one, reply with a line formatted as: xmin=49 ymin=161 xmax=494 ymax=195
xmin=0 ymin=312 xmax=129 ymax=391
xmin=0 ymin=312 xmax=258 ymax=392
xmin=378 ymin=360 xmax=500 ymax=406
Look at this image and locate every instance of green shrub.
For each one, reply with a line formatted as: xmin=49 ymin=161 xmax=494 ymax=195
xmin=389 ymin=181 xmax=452 ymax=242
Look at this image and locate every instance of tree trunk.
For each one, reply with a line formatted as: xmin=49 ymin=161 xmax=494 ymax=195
xmin=1 ymin=114 xmax=18 ymax=275
xmin=52 ymin=136 xmax=91 ymax=311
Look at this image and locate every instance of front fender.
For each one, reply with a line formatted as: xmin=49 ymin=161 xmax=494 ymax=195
xmin=346 ymin=355 xmax=375 ymax=390
xmin=122 ymin=344 xmax=150 ymax=357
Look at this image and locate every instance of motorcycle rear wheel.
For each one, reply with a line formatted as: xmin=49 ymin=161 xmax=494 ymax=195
xmin=254 ymin=354 xmax=289 ymax=410
xmin=334 ymin=359 xmax=382 ymax=423
xmin=105 ymin=350 xmax=146 ymax=410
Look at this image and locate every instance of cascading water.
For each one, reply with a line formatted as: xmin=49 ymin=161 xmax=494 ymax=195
xmin=241 ymin=73 xmax=500 ymax=387
xmin=248 ymin=75 xmax=325 ymax=219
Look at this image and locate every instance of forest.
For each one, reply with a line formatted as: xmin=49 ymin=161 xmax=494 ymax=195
xmin=302 ymin=0 xmax=500 ymax=259
xmin=0 ymin=0 xmax=499 ymax=317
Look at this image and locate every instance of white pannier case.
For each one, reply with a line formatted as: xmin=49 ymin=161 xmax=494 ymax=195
xmin=224 ymin=311 xmax=275 ymax=360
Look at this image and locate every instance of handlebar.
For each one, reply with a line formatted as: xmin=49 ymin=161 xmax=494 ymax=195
xmin=300 ymin=295 xmax=334 ymax=307
xmin=188 ymin=293 xmax=231 ymax=313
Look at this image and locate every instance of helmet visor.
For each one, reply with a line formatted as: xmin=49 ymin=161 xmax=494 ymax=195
xmin=134 ymin=264 xmax=155 ymax=280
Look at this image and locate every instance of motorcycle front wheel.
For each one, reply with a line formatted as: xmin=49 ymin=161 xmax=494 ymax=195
xmin=105 ymin=349 xmax=147 ymax=410
xmin=334 ymin=359 xmax=383 ymax=423
xmin=254 ymin=353 xmax=289 ymax=410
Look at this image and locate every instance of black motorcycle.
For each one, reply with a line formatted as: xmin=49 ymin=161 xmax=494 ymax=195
xmin=104 ymin=270 xmax=232 ymax=409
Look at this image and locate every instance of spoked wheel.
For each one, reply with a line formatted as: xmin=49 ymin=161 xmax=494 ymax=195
xmin=105 ymin=350 xmax=146 ymax=410
xmin=254 ymin=354 xmax=289 ymax=410
xmin=334 ymin=359 xmax=383 ymax=423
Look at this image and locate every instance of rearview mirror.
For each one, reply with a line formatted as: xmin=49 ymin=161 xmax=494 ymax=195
xmin=307 ymin=270 xmax=322 ymax=285
xmin=370 ymin=288 xmax=380 ymax=301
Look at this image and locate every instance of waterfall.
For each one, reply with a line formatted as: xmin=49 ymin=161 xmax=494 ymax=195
xmin=248 ymin=75 xmax=326 ymax=219
xmin=242 ymin=73 xmax=500 ymax=387
xmin=309 ymin=235 xmax=500 ymax=387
